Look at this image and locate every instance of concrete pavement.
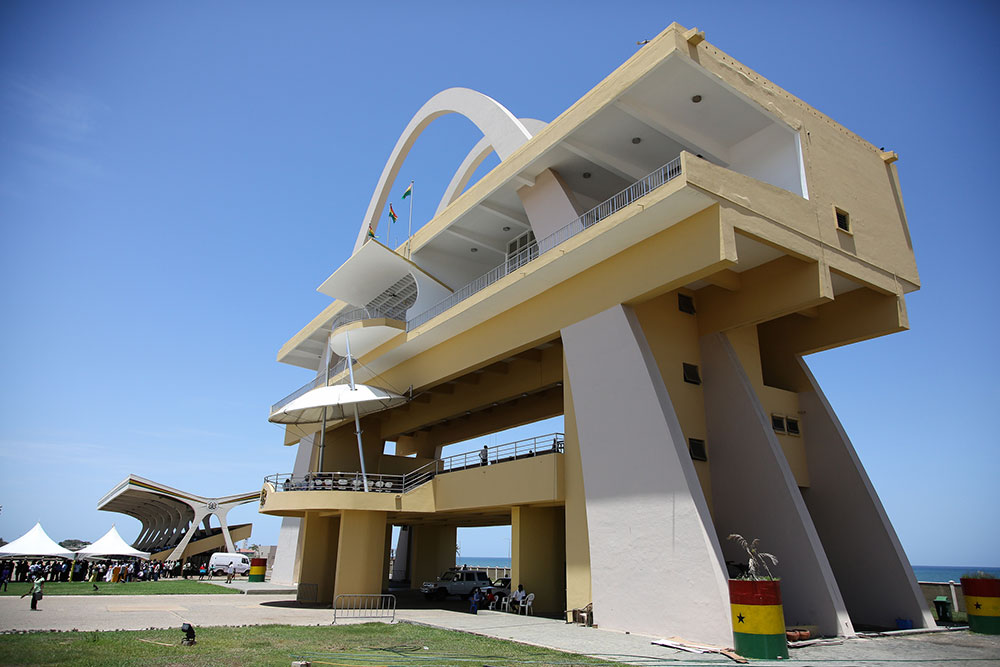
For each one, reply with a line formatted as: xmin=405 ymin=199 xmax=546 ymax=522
xmin=1 ymin=593 xmax=998 ymax=666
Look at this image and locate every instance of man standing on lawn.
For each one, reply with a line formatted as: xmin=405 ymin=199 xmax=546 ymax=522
xmin=226 ymin=562 xmax=236 ymax=584
xmin=21 ymin=575 xmax=43 ymax=611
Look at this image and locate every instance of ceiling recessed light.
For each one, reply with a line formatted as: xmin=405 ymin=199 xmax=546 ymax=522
xmin=582 ymin=172 xmax=592 ymax=179
xmin=470 ymin=247 xmax=478 ymax=253
xmin=691 ymin=94 xmax=703 ymax=103
xmin=502 ymin=226 xmax=510 ymax=232
xmin=631 ymin=137 xmax=641 ymax=144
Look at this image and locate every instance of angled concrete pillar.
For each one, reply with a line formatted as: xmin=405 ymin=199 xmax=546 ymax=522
xmin=797 ymin=359 xmax=935 ymax=629
xmin=270 ymin=434 xmax=316 ymax=584
xmin=700 ymin=332 xmax=854 ymax=637
xmin=562 ymin=304 xmax=732 ymax=646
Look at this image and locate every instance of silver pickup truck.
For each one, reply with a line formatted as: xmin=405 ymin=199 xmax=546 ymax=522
xmin=420 ymin=569 xmax=492 ymax=600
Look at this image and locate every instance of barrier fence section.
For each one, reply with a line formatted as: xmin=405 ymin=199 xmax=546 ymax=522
xmin=332 ymin=594 xmax=397 ymax=624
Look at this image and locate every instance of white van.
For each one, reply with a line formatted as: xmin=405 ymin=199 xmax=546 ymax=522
xmin=209 ymin=552 xmax=251 ymax=576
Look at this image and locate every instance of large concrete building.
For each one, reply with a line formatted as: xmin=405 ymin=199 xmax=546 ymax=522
xmin=258 ymin=23 xmax=932 ymax=643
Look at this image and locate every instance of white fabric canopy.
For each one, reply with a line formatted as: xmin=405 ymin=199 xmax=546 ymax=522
xmin=268 ymin=383 xmax=406 ymax=425
xmin=75 ymin=525 xmax=150 ymax=560
xmin=0 ymin=522 xmax=75 ymax=558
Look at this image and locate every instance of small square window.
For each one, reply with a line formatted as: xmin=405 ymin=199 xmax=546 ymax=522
xmin=785 ymin=418 xmax=800 ymax=436
xmin=688 ymin=438 xmax=708 ymax=461
xmin=682 ymin=363 xmax=701 ymax=385
xmin=771 ymin=414 xmax=786 ymax=433
xmin=835 ymin=208 xmax=851 ymax=232
xmin=678 ymin=293 xmax=696 ymax=315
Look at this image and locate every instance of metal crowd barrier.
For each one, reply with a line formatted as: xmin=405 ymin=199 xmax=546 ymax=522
xmin=332 ymin=593 xmax=396 ymax=624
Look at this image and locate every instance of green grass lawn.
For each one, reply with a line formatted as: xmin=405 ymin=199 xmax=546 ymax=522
xmin=0 ymin=622 xmax=618 ymax=667
xmin=0 ymin=580 xmax=237 ymax=596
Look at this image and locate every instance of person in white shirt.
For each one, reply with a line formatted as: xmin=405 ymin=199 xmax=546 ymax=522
xmin=510 ymin=584 xmax=526 ymax=612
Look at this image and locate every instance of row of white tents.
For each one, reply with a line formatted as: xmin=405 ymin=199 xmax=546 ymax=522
xmin=0 ymin=523 xmax=149 ymax=560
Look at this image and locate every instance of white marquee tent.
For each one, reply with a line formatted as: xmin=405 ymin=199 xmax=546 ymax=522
xmin=0 ymin=522 xmax=75 ymax=558
xmin=75 ymin=525 xmax=150 ymax=560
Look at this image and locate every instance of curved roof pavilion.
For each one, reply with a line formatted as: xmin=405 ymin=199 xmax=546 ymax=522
xmin=260 ymin=23 xmax=930 ymax=645
xmin=99 ymin=475 xmax=258 ymax=561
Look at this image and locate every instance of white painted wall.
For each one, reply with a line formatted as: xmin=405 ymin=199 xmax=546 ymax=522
xmin=700 ymin=333 xmax=853 ymax=637
xmin=728 ymin=123 xmax=804 ymax=197
xmin=268 ymin=434 xmax=315 ymax=585
xmin=562 ymin=304 xmax=732 ymax=646
xmin=797 ymin=359 xmax=935 ymax=629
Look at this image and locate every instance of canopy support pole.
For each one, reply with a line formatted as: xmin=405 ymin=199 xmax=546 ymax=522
xmin=317 ymin=334 xmax=332 ymax=472
xmin=345 ymin=332 xmax=370 ymax=492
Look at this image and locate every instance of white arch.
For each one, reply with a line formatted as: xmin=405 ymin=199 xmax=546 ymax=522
xmin=435 ymin=118 xmax=547 ymax=217
xmin=353 ymin=88 xmax=536 ymax=253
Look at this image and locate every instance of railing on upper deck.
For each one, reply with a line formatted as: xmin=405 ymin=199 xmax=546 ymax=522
xmin=263 ymin=433 xmax=565 ymax=496
xmin=406 ymin=156 xmax=682 ymax=330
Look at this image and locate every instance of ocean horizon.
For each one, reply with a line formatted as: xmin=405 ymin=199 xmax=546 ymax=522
xmin=454 ymin=558 xmax=1000 ymax=583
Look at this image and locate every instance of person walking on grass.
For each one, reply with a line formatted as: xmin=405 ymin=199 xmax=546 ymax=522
xmin=0 ymin=564 xmax=10 ymax=592
xmin=21 ymin=575 xmax=44 ymax=611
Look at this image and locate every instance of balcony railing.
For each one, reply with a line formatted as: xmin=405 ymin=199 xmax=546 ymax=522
xmin=263 ymin=433 xmax=565 ymax=496
xmin=406 ymin=156 xmax=682 ymax=330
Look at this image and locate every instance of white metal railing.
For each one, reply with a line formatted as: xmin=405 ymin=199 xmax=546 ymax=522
xmin=406 ymin=156 xmax=682 ymax=330
xmin=264 ymin=433 xmax=565 ymax=495
xmin=332 ymin=594 xmax=396 ymax=623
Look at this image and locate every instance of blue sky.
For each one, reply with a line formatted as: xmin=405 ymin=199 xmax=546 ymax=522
xmin=1 ymin=1 xmax=997 ymax=566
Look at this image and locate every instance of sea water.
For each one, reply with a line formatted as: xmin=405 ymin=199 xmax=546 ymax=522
xmin=454 ymin=559 xmax=1000 ymax=583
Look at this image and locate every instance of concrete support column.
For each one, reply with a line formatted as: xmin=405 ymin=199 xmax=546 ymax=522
xmin=512 ymin=505 xmax=566 ymax=615
xmin=562 ymin=304 xmax=732 ymax=646
xmin=409 ymin=524 xmax=457 ymax=588
xmin=297 ymin=512 xmax=340 ymax=605
xmin=700 ymin=332 xmax=854 ymax=637
xmin=334 ymin=510 xmax=388 ymax=597
xmin=796 ymin=359 xmax=935 ymax=629
xmin=215 ymin=506 xmax=236 ymax=553
xmin=271 ymin=435 xmax=316 ymax=585
xmin=166 ymin=506 xmax=209 ymax=562
xmin=391 ymin=526 xmax=412 ymax=582
xmin=562 ymin=367 xmax=592 ymax=616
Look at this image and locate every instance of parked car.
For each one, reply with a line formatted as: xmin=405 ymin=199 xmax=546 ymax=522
xmin=209 ymin=552 xmax=251 ymax=576
xmin=420 ymin=569 xmax=492 ymax=600
xmin=483 ymin=577 xmax=511 ymax=600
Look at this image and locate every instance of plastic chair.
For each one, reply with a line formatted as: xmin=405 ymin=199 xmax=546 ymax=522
xmin=519 ymin=593 xmax=534 ymax=615
xmin=324 ymin=479 xmax=333 ymax=489
xmin=500 ymin=596 xmax=511 ymax=612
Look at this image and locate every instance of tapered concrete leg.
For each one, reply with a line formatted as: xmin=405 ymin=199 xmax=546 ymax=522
xmin=797 ymin=358 xmax=935 ymax=629
xmin=409 ymin=525 xmax=457 ymax=590
xmin=270 ymin=435 xmax=316 ymax=584
xmin=297 ymin=512 xmax=339 ymax=604
xmin=700 ymin=332 xmax=854 ymax=637
xmin=334 ymin=510 xmax=387 ymax=597
xmin=512 ymin=506 xmax=566 ymax=614
xmin=562 ymin=304 xmax=732 ymax=646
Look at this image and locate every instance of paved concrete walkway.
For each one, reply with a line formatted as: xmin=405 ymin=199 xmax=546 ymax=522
xmin=1 ymin=594 xmax=998 ymax=666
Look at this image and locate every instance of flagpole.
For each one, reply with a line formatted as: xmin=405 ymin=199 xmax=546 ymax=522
xmin=406 ymin=180 xmax=414 ymax=259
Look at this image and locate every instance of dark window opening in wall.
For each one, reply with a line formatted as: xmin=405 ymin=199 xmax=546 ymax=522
xmin=835 ymin=208 xmax=851 ymax=232
xmin=785 ymin=418 xmax=800 ymax=436
xmin=682 ymin=363 xmax=702 ymax=385
xmin=688 ymin=438 xmax=708 ymax=461
xmin=771 ymin=414 xmax=786 ymax=433
xmin=678 ymin=293 xmax=696 ymax=315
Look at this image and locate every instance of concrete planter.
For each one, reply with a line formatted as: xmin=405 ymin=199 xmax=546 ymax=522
xmin=729 ymin=579 xmax=788 ymax=659
xmin=960 ymin=577 xmax=1000 ymax=634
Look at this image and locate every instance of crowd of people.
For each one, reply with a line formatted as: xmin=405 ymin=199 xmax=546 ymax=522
xmin=0 ymin=558 xmax=205 ymax=588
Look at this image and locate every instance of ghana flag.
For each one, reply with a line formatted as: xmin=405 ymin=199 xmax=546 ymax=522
xmin=962 ymin=577 xmax=1000 ymax=635
xmin=729 ymin=580 xmax=788 ymax=659
xmin=402 ymin=182 xmax=412 ymax=199
xmin=389 ymin=204 xmax=398 ymax=223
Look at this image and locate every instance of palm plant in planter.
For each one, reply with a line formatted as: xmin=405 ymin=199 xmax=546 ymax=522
xmin=960 ymin=570 xmax=999 ymax=635
xmin=726 ymin=534 xmax=788 ymax=659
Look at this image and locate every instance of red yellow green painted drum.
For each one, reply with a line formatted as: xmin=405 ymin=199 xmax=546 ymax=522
xmin=249 ymin=558 xmax=267 ymax=582
xmin=961 ymin=578 xmax=1000 ymax=635
xmin=729 ymin=580 xmax=788 ymax=659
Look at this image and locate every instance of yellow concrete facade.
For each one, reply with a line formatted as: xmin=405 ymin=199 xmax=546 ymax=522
xmin=261 ymin=22 xmax=932 ymax=639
